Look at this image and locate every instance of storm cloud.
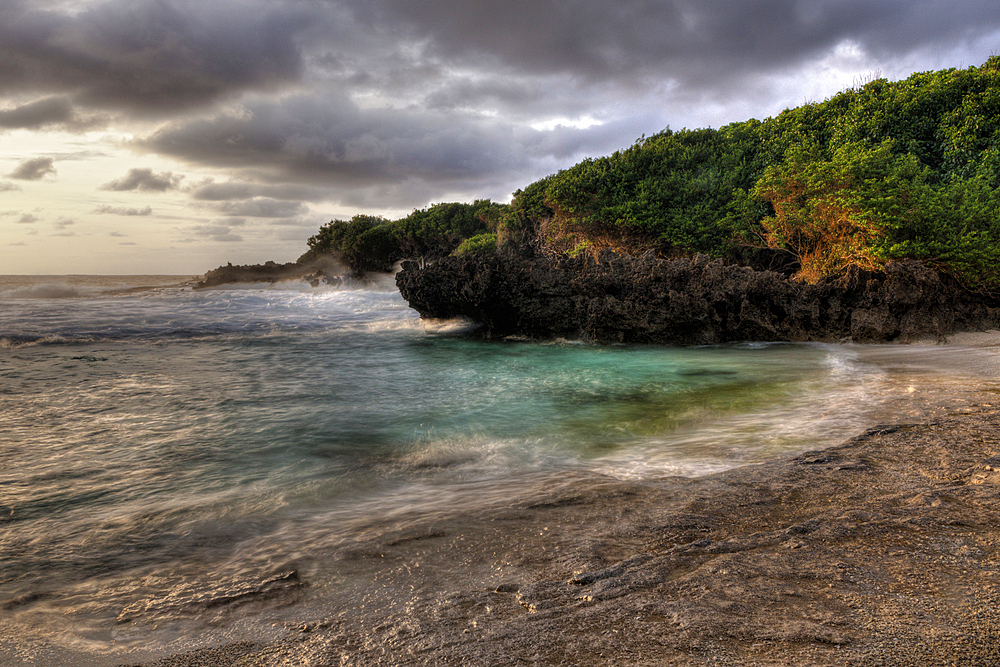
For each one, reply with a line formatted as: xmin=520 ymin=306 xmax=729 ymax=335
xmin=123 ymin=0 xmax=999 ymax=206
xmin=0 ymin=0 xmax=306 ymax=115
xmin=4 ymin=1 xmax=997 ymax=123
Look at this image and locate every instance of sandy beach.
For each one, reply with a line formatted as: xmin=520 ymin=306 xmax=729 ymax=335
xmin=115 ymin=335 xmax=1000 ymax=666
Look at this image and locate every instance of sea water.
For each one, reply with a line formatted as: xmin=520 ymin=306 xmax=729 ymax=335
xmin=2 ymin=274 xmax=999 ymax=664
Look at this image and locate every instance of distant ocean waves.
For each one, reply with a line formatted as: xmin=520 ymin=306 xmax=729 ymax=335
xmin=0 ymin=274 xmax=196 ymax=297
xmin=0 ymin=275 xmax=417 ymax=348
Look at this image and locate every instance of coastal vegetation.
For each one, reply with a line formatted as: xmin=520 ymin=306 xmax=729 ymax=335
xmin=311 ymin=58 xmax=1000 ymax=289
xmin=298 ymin=200 xmax=501 ymax=275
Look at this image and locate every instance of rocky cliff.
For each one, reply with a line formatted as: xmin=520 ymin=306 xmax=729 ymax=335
xmin=396 ymin=249 xmax=1000 ymax=344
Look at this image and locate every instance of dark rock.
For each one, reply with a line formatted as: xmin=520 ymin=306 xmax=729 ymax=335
xmin=195 ymin=257 xmax=346 ymax=289
xmin=396 ymin=250 xmax=1000 ymax=344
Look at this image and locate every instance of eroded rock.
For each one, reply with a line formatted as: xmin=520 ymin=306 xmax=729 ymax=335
xmin=397 ymin=251 xmax=1000 ymax=343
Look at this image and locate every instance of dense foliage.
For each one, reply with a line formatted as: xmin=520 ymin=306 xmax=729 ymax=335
xmin=299 ymin=200 xmax=501 ymax=274
xmin=306 ymin=58 xmax=1000 ymax=288
xmin=500 ymin=57 xmax=1000 ymax=288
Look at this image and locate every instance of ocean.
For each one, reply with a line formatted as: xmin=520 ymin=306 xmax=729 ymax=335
xmin=2 ymin=274 xmax=998 ymax=665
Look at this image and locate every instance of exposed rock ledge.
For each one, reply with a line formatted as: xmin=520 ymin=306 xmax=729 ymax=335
xmin=194 ymin=259 xmax=343 ymax=289
xmin=396 ymin=250 xmax=1000 ymax=343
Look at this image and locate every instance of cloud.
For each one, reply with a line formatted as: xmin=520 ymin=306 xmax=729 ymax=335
xmin=188 ymin=178 xmax=328 ymax=203
xmin=362 ymin=0 xmax=1000 ymax=91
xmin=0 ymin=0 xmax=308 ymax=116
xmin=0 ymin=96 xmax=100 ymax=131
xmin=100 ymin=168 xmax=182 ymax=192
xmin=189 ymin=223 xmax=244 ymax=242
xmin=138 ymin=93 xmax=637 ymax=207
xmin=0 ymin=181 xmax=19 ymax=192
xmin=2 ymin=1 xmax=998 ymax=129
xmin=8 ymin=157 xmax=56 ymax=180
xmin=94 ymin=204 xmax=153 ymax=216
xmin=216 ymin=197 xmax=306 ymax=218
xmin=0 ymin=96 xmax=72 ymax=129
xmin=16 ymin=213 xmax=40 ymax=224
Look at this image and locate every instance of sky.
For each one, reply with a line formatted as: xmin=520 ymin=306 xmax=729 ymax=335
xmin=1 ymin=0 xmax=998 ymax=275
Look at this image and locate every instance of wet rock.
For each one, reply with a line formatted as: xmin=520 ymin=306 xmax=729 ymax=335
xmin=195 ymin=258 xmax=345 ymax=289
xmin=397 ymin=251 xmax=1000 ymax=344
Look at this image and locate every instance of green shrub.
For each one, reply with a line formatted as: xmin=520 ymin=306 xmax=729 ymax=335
xmin=453 ymin=232 xmax=498 ymax=256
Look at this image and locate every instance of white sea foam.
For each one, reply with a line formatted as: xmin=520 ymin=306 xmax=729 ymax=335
xmin=1 ymin=282 xmax=84 ymax=299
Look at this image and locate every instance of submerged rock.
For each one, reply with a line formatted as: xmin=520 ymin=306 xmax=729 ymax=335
xmin=396 ymin=250 xmax=1000 ymax=343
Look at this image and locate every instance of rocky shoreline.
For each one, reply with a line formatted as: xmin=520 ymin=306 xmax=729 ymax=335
xmin=396 ymin=250 xmax=1000 ymax=344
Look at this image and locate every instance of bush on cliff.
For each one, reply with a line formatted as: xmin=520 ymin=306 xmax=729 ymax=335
xmin=454 ymin=232 xmax=498 ymax=256
xmin=500 ymin=57 xmax=1000 ymax=289
xmin=299 ymin=201 xmax=502 ymax=275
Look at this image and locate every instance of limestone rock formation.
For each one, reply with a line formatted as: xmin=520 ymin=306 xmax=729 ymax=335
xmin=396 ymin=250 xmax=1000 ymax=344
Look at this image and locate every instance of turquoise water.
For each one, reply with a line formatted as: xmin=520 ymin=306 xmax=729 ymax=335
xmin=2 ymin=275 xmax=998 ymax=663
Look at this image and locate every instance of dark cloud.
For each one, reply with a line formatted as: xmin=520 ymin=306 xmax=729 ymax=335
xmin=0 ymin=96 xmax=73 ymax=129
xmin=0 ymin=0 xmax=308 ymax=116
xmin=9 ymin=157 xmax=56 ymax=180
xmin=94 ymin=205 xmax=153 ymax=216
xmin=2 ymin=1 xmax=997 ymax=125
xmin=120 ymin=0 xmax=997 ymax=212
xmin=138 ymin=94 xmax=642 ymax=207
xmin=188 ymin=179 xmax=328 ymax=203
xmin=0 ymin=181 xmax=20 ymax=192
xmin=364 ymin=0 xmax=1000 ymax=89
xmin=101 ymin=168 xmax=182 ymax=192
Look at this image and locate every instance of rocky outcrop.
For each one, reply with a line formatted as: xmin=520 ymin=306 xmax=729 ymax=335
xmin=396 ymin=249 xmax=1000 ymax=343
xmin=195 ymin=259 xmax=343 ymax=289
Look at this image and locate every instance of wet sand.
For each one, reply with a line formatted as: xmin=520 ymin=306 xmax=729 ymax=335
xmin=116 ymin=400 xmax=1000 ymax=666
